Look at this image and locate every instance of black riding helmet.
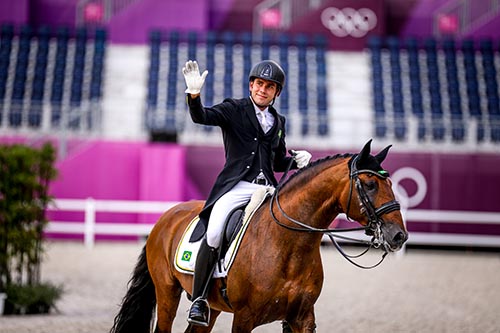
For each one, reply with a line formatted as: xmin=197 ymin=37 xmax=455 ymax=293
xmin=248 ymin=60 xmax=286 ymax=96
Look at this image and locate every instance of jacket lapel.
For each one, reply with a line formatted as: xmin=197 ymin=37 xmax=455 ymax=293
xmin=245 ymin=98 xmax=262 ymax=132
xmin=268 ymin=106 xmax=282 ymax=133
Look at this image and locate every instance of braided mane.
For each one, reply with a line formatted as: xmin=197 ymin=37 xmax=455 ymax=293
xmin=281 ymin=153 xmax=354 ymax=188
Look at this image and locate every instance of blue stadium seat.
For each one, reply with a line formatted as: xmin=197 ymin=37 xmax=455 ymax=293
xmin=277 ymin=33 xmax=290 ymax=125
xmin=295 ymin=34 xmax=309 ymax=135
xmin=91 ymin=28 xmax=107 ymax=99
xmin=240 ymin=32 xmax=253 ymax=97
xmin=147 ymin=30 xmax=160 ymax=109
xmin=9 ymin=25 xmax=33 ymax=127
xmin=95 ymin=28 xmax=106 ymax=42
xmin=222 ymin=31 xmax=235 ymax=98
xmin=203 ymin=31 xmax=216 ymax=132
xmin=261 ymin=32 xmax=271 ymax=60
xmin=424 ymin=38 xmax=445 ymax=140
xmin=187 ymin=31 xmax=197 ymax=62
xmin=479 ymin=39 xmax=500 ymax=142
xmin=387 ymin=37 xmax=406 ymax=140
xmin=70 ymin=28 xmax=87 ymax=112
xmin=462 ymin=39 xmax=484 ymax=123
xmin=368 ymin=36 xmax=386 ymax=138
xmin=0 ymin=24 xmax=14 ymax=119
xmin=29 ymin=26 xmax=51 ymax=127
xmin=166 ymin=30 xmax=179 ymax=120
xmin=50 ymin=26 xmax=70 ymax=126
xmin=314 ymin=34 xmax=328 ymax=136
xmin=442 ymin=39 xmax=464 ymax=141
xmin=367 ymin=35 xmax=383 ymax=51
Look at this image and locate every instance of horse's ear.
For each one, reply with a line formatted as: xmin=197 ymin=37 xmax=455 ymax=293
xmin=375 ymin=145 xmax=392 ymax=164
xmin=358 ymin=139 xmax=372 ymax=163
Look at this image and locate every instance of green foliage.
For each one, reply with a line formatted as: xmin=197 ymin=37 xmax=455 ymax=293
xmin=0 ymin=143 xmax=60 ymax=314
xmin=4 ymin=282 xmax=63 ymax=314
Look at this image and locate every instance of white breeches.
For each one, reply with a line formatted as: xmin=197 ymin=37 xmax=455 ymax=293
xmin=206 ymin=180 xmax=266 ymax=248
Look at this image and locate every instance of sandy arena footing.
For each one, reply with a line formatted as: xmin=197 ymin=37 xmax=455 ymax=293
xmin=0 ymin=241 xmax=499 ymax=333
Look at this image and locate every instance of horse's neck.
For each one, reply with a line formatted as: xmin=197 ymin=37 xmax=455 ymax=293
xmin=277 ymin=161 xmax=348 ymax=230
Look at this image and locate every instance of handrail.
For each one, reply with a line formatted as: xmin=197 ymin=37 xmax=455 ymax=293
xmin=46 ymin=198 xmax=500 ymax=249
xmin=46 ymin=198 xmax=180 ymax=248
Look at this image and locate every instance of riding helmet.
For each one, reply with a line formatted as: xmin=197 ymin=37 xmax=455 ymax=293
xmin=248 ymin=60 xmax=286 ymax=93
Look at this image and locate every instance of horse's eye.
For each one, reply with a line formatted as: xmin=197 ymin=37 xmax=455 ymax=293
xmin=365 ymin=180 xmax=377 ymax=191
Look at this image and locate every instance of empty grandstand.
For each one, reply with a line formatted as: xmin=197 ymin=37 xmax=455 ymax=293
xmin=1 ymin=0 xmax=500 ymax=248
xmin=0 ymin=24 xmax=106 ymax=136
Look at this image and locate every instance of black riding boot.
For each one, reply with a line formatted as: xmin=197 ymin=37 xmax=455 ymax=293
xmin=187 ymin=238 xmax=218 ymax=327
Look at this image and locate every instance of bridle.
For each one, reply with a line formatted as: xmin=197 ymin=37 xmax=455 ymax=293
xmin=269 ymin=154 xmax=401 ymax=269
xmin=346 ymin=155 xmax=401 ymax=244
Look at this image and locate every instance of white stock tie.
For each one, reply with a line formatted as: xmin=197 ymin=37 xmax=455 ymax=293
xmin=257 ymin=111 xmax=269 ymax=133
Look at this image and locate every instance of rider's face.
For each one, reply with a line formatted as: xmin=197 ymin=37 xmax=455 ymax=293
xmin=250 ymin=78 xmax=278 ymax=109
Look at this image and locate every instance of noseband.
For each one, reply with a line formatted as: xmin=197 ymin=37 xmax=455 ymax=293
xmin=269 ymin=154 xmax=401 ymax=268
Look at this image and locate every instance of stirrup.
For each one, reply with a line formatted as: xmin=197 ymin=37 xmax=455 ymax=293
xmin=187 ymin=297 xmax=210 ymax=327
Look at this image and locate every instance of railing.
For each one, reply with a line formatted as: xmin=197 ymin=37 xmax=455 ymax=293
xmin=46 ymin=198 xmax=180 ymax=248
xmin=46 ymin=198 xmax=500 ymax=249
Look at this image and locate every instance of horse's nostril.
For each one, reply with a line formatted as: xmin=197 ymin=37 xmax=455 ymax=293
xmin=393 ymin=231 xmax=407 ymax=245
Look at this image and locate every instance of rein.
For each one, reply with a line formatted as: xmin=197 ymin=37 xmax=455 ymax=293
xmin=270 ymin=153 xmax=400 ymax=269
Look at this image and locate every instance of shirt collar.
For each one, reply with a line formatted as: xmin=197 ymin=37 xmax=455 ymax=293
xmin=250 ymin=97 xmax=269 ymax=115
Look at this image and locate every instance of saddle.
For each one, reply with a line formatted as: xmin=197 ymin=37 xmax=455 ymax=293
xmin=174 ymin=186 xmax=274 ymax=278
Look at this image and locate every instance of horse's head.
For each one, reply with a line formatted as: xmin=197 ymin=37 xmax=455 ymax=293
xmin=345 ymin=140 xmax=408 ymax=252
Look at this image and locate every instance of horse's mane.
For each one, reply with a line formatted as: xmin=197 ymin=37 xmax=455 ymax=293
xmin=280 ymin=152 xmax=354 ymax=188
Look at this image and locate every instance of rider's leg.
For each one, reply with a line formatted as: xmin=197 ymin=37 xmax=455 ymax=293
xmin=187 ymin=236 xmax=218 ymax=326
xmin=188 ymin=181 xmax=262 ymax=326
xmin=205 ymin=181 xmax=262 ymax=248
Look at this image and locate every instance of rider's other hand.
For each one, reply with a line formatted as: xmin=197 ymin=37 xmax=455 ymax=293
xmin=291 ymin=150 xmax=312 ymax=169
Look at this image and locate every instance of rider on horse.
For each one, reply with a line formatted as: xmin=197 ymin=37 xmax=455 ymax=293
xmin=182 ymin=59 xmax=312 ymax=326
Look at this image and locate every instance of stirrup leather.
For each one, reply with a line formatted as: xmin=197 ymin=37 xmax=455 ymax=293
xmin=187 ymin=297 xmax=210 ymax=327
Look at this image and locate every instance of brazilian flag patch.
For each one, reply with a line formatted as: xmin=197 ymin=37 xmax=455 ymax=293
xmin=182 ymin=251 xmax=192 ymax=262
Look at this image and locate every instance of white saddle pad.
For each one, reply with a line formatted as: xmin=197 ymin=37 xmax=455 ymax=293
xmin=174 ymin=186 xmax=274 ymax=278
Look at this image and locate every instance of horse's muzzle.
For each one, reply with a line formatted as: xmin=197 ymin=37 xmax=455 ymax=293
xmin=382 ymin=222 xmax=408 ymax=251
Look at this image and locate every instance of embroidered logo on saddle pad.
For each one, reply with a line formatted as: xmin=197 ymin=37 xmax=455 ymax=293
xmin=174 ymin=187 xmax=274 ymax=278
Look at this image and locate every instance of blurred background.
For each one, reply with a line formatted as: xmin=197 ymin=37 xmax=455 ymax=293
xmin=0 ymin=0 xmax=499 ymax=249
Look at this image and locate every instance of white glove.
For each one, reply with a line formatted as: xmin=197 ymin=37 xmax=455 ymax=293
xmin=291 ymin=150 xmax=312 ymax=169
xmin=182 ymin=60 xmax=208 ymax=94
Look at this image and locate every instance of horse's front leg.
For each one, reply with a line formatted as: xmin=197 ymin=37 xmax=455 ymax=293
xmin=285 ymin=310 xmax=317 ymax=333
xmin=231 ymin=311 xmax=258 ymax=333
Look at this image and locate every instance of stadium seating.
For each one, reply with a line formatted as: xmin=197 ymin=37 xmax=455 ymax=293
xmin=144 ymin=30 xmax=329 ymax=138
xmin=0 ymin=25 xmax=14 ymax=115
xmin=480 ymin=39 xmax=500 ymax=142
xmin=0 ymin=24 xmax=107 ymax=133
xmin=367 ymin=35 xmax=387 ymax=138
xmin=368 ymin=36 xmax=500 ymax=144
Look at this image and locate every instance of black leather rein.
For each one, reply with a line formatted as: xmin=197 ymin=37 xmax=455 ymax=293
xmin=268 ymin=154 xmax=401 ymax=268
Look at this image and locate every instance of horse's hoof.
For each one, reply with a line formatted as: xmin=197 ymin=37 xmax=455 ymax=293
xmin=282 ymin=321 xmax=293 ymax=333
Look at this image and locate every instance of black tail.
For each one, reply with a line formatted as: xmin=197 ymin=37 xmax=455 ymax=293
xmin=110 ymin=245 xmax=156 ymax=333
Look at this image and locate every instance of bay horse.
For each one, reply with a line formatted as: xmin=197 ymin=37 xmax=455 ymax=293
xmin=110 ymin=140 xmax=408 ymax=333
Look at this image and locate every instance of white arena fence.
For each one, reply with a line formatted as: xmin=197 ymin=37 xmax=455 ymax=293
xmin=46 ymin=198 xmax=500 ymax=250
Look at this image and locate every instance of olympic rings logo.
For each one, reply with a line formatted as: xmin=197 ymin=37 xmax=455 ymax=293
xmin=321 ymin=7 xmax=377 ymax=38
xmin=390 ymin=167 xmax=428 ymax=209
